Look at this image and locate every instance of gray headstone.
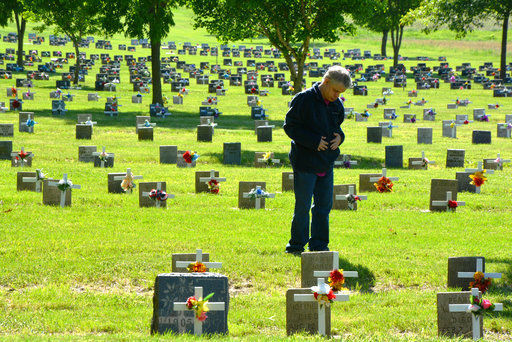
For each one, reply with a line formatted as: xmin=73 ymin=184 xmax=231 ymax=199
xmin=385 ymin=145 xmax=403 ymax=168
xmin=160 ymin=145 xmax=178 ymax=164
xmin=76 ymin=124 xmax=92 ymax=140
xmin=77 ymin=113 xmax=92 ymax=123
xmin=197 ymin=125 xmax=213 ymax=142
xmin=483 ymin=158 xmax=500 ymax=170
xmin=430 ymin=179 xmax=459 ymax=212
xmin=378 ymin=122 xmax=392 ymax=138
xmin=403 ymin=114 xmax=415 ymax=123
xmin=446 ymin=149 xmax=465 ymax=168
xmin=447 ymin=257 xmax=486 ymax=290
xmin=455 ymin=115 xmax=468 ymax=124
xmin=506 ymin=114 xmax=512 ymax=123
xmin=456 ymin=172 xmax=476 ymax=193
xmin=355 ymin=113 xmax=368 ymax=122
xmin=94 ymin=154 xmax=114 ymax=168
xmin=0 ymin=124 xmax=14 ymax=137
xmin=408 ymin=158 xmax=423 ymax=170
xmin=223 ymin=142 xmax=241 ymax=165
xmin=497 ymin=123 xmax=511 ymax=138
xmin=437 ymin=291 xmax=482 ymax=338
xmin=332 ymin=184 xmax=357 ymax=210
xmin=78 ymin=146 xmax=97 ymax=163
xmin=0 ymin=141 xmax=13 ymax=160
xmin=473 ymin=108 xmax=485 ymax=120
xmin=195 ymin=170 xmax=219 ymax=193
xmin=139 ymin=182 xmax=167 ymax=208
xmin=359 ymin=173 xmax=381 ymax=193
xmin=472 ymin=130 xmax=491 ymax=144
xmin=150 ymin=273 xmax=229 ymax=335
xmin=11 ymin=151 xmax=33 ymax=167
xmin=19 ymin=112 xmax=34 ymax=133
xmin=442 ymin=120 xmax=456 ymax=138
xmin=366 ymin=127 xmax=382 ymax=143
xmin=199 ymin=116 xmax=214 ymax=126
xmin=286 ymin=288 xmax=331 ymax=337
xmin=138 ymin=127 xmax=154 ymax=141
xmin=447 ymin=103 xmax=458 ymax=109
xmin=171 ymin=253 xmax=210 ymax=272
xmin=17 ymin=171 xmax=36 ymax=191
xmin=282 ymin=172 xmax=294 ymax=192
xmin=254 ymin=120 xmax=268 ymax=133
xmin=43 ymin=178 xmax=71 ymax=207
xmin=256 ymin=126 xmax=272 ymax=142
xmin=238 ymin=181 xmax=266 ymax=209
xmin=301 ymin=251 xmax=338 ymax=288
xmin=417 ymin=127 xmax=433 ymax=144
xmin=107 ymin=173 xmax=126 ymax=194
xmin=136 ymin=116 xmax=151 ymax=133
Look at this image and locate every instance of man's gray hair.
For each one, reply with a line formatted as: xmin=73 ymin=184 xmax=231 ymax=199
xmin=323 ymin=66 xmax=352 ymax=89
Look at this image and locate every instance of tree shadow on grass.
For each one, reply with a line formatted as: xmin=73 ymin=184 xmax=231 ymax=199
xmin=203 ymin=150 xmax=290 ymax=168
xmin=338 ymin=257 xmax=376 ymax=293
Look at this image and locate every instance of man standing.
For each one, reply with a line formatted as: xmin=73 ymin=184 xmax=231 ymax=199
xmin=283 ymin=66 xmax=352 ymax=254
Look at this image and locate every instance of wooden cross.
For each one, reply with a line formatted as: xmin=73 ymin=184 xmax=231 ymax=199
xmin=293 ymin=278 xmax=350 ymax=336
xmin=448 ymin=288 xmax=503 ymax=341
xmin=173 ymin=286 xmax=226 ymax=336
xmin=369 ymin=168 xmax=399 ymax=183
xmin=141 ymin=182 xmax=174 ymax=208
xmin=431 ymin=191 xmax=465 ymax=212
xmin=113 ymin=168 xmax=143 ymax=193
xmin=22 ymin=169 xmax=44 ymax=192
xmin=410 ymin=151 xmax=435 ymax=170
xmin=47 ymin=173 xmax=81 ymax=208
xmin=312 ymin=251 xmax=359 ymax=280
xmin=242 ymin=186 xmax=275 ymax=209
xmin=465 ymin=162 xmax=494 ymax=193
xmin=199 ymin=170 xmax=226 ymax=187
xmin=92 ymin=147 xmax=114 ymax=168
xmin=11 ymin=147 xmax=33 ymax=167
xmin=335 ymin=185 xmax=367 ymax=210
xmin=457 ymin=258 xmax=502 ymax=282
xmin=490 ymin=153 xmax=511 ymax=170
xmin=175 ymin=249 xmax=223 ymax=270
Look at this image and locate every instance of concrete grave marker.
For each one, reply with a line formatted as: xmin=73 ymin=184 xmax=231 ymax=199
xmin=483 ymin=153 xmax=510 ymax=170
xmin=46 ymin=174 xmax=81 ymax=208
xmin=238 ymin=181 xmax=266 ymax=209
xmin=472 ymin=131 xmax=491 ymax=144
xmin=0 ymin=124 xmax=14 ymax=137
xmin=18 ymin=169 xmax=45 ymax=192
xmin=19 ymin=112 xmax=35 ymax=133
xmin=92 ymin=146 xmax=114 ymax=168
xmin=196 ymin=170 xmax=225 ymax=193
xmin=429 ymin=179 xmax=459 ymax=212
xmin=160 ymin=145 xmax=178 ymax=164
xmin=78 ymin=146 xmax=97 ymax=163
xmin=385 ymin=145 xmax=403 ymax=168
xmin=11 ymin=147 xmax=33 ymax=167
xmin=256 ymin=123 xmax=274 ymax=142
xmin=437 ymin=291 xmax=482 ymax=339
xmin=333 ymin=185 xmax=367 ymax=211
xmin=197 ymin=125 xmax=213 ymax=142
xmin=242 ymin=185 xmax=275 ymax=209
xmin=223 ymin=142 xmax=241 ymax=165
xmin=497 ymin=123 xmax=512 ymax=138
xmin=112 ymin=168 xmax=143 ymax=194
xmin=282 ymin=172 xmax=294 ymax=192
xmin=366 ymin=126 xmax=382 ymax=143
xmin=140 ymin=182 xmax=172 ymax=208
xmin=446 ymin=149 xmax=465 ymax=168
xmin=417 ymin=127 xmax=433 ymax=144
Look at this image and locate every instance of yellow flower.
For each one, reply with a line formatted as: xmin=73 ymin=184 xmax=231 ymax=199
xmin=450 ymin=123 xmax=455 ymax=128
xmin=469 ymin=171 xmax=487 ymax=187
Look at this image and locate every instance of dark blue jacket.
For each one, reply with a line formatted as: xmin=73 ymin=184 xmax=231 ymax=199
xmin=283 ymin=82 xmax=345 ymax=173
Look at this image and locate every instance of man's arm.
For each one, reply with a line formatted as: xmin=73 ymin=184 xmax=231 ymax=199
xmin=283 ymin=95 xmax=321 ymax=150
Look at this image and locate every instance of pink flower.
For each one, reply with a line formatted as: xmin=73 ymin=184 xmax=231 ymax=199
xmin=482 ymin=299 xmax=492 ymax=309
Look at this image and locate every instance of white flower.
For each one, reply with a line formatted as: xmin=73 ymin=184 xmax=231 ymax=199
xmin=467 ymin=304 xmax=480 ymax=313
xmin=311 ymin=282 xmax=331 ymax=295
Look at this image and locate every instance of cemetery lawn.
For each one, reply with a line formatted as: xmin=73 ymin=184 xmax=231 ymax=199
xmin=0 ymin=8 xmax=511 ymax=341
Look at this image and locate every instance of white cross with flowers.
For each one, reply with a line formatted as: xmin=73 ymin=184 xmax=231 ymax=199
xmin=81 ymin=119 xmax=97 ymax=126
xmin=22 ymin=169 xmax=45 ymax=192
xmin=174 ymin=249 xmax=223 ymax=270
xmin=443 ymin=120 xmax=462 ymax=138
xmin=312 ymin=251 xmax=359 ymax=280
xmin=490 ymin=153 xmax=511 ymax=170
xmin=47 ymin=173 xmax=81 ymax=208
xmin=457 ymin=258 xmax=502 ymax=283
xmin=465 ymin=162 xmax=494 ymax=193
xmin=11 ymin=147 xmax=33 ymax=167
xmin=199 ymin=170 xmax=226 ymax=189
xmin=369 ymin=168 xmax=399 ymax=183
xmin=257 ymin=152 xmax=280 ymax=165
xmin=113 ymin=168 xmax=143 ymax=193
xmin=448 ymin=288 xmax=503 ymax=341
xmin=141 ymin=182 xmax=174 ymax=208
xmin=410 ymin=151 xmax=435 ymax=169
xmin=431 ymin=191 xmax=465 ymax=212
xmin=242 ymin=186 xmax=275 ymax=209
xmin=173 ymin=286 xmax=226 ymax=336
xmin=334 ymin=155 xmax=357 ymax=168
xmin=137 ymin=120 xmax=156 ymax=129
xmin=20 ymin=113 xmax=36 ymax=133
xmin=335 ymin=186 xmax=367 ymax=210
xmin=293 ymin=278 xmax=350 ymax=336
xmin=92 ymin=146 xmax=114 ymax=168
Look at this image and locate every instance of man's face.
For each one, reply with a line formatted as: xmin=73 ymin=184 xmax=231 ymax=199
xmin=323 ymin=79 xmax=347 ymax=102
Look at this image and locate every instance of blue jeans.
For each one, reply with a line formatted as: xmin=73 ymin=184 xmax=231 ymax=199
xmin=286 ymin=168 xmax=333 ymax=252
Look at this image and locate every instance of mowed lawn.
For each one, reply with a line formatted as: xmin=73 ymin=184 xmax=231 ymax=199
xmin=0 ymin=8 xmax=511 ymax=341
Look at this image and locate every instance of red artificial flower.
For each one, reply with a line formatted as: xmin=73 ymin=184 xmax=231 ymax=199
xmin=448 ymin=200 xmax=458 ymax=208
xmin=186 ymin=296 xmax=197 ymax=309
xmin=183 ymin=151 xmax=192 ymax=163
xmin=12 ymin=100 xmax=20 ymax=108
xmin=464 ymin=120 xmax=469 ymax=124
xmin=373 ymin=103 xmax=378 ymax=108
xmin=328 ymin=269 xmax=345 ymax=291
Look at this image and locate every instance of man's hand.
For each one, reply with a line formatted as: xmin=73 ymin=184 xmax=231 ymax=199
xmin=330 ymin=133 xmax=341 ymax=150
xmin=317 ymin=136 xmax=328 ymax=151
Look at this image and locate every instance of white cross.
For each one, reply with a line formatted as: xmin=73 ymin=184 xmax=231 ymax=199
xmin=199 ymin=170 xmax=226 ymax=186
xmin=175 ymin=249 xmax=223 ymax=270
xmin=448 ymin=288 xmax=503 ymax=341
xmin=457 ymin=258 xmax=502 ymax=282
xmin=141 ymin=182 xmax=174 ymax=208
xmin=334 ymin=155 xmax=357 ymax=168
xmin=92 ymin=146 xmax=114 ymax=168
xmin=113 ymin=168 xmax=143 ymax=193
xmin=22 ymin=169 xmax=44 ymax=192
xmin=312 ymin=251 xmax=359 ymax=280
xmin=257 ymin=122 xmax=275 ymax=130
xmin=431 ymin=191 xmax=465 ymax=212
xmin=335 ymin=186 xmax=367 ymax=210
xmin=293 ymin=278 xmax=350 ymax=336
xmin=11 ymin=147 xmax=33 ymax=167
xmin=242 ymin=186 xmax=275 ymax=209
xmin=369 ymin=168 xmax=399 ymax=183
xmin=47 ymin=173 xmax=81 ymax=208
xmin=81 ymin=120 xmax=97 ymax=126
xmin=20 ymin=114 xmax=35 ymax=132
xmin=138 ymin=121 xmax=156 ymax=129
xmin=173 ymin=286 xmax=226 ymax=336
xmin=410 ymin=151 xmax=435 ymax=169
xmin=443 ymin=121 xmax=462 ymax=138
xmin=257 ymin=154 xmax=280 ymax=165
xmin=490 ymin=153 xmax=511 ymax=170
xmin=465 ymin=162 xmax=494 ymax=193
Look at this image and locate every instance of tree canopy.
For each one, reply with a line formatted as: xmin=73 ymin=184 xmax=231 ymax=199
xmin=0 ymin=0 xmax=29 ymax=66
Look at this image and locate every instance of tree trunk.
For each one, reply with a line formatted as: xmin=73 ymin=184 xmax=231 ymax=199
xmin=73 ymin=40 xmax=80 ymax=85
xmin=294 ymin=56 xmax=305 ymax=94
xmin=500 ymin=12 xmax=509 ymax=82
xmin=391 ymin=25 xmax=403 ymax=68
xmin=151 ymin=37 xmax=162 ymax=105
xmin=14 ymin=13 xmax=26 ymax=67
xmin=282 ymin=51 xmax=299 ymax=94
xmin=381 ymin=30 xmax=388 ymax=57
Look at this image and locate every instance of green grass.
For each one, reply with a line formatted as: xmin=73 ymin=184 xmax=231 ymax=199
xmin=0 ymin=7 xmax=511 ymax=341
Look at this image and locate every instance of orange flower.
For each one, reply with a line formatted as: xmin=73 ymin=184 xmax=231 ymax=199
xmin=187 ymin=262 xmax=207 ymax=273
xmin=469 ymin=171 xmax=487 ymax=187
xmin=374 ymin=177 xmax=393 ymax=193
